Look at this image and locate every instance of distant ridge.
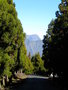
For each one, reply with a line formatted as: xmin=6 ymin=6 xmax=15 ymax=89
xmin=26 ymin=34 xmax=41 ymax=41
xmin=25 ymin=34 xmax=43 ymax=57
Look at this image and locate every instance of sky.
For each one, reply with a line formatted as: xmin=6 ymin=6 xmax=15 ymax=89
xmin=13 ymin=0 xmax=60 ymax=39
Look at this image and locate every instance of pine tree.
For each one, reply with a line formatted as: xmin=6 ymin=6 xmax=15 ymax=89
xmin=0 ymin=0 xmax=25 ymax=79
xmin=43 ymin=0 xmax=68 ymax=78
xmin=53 ymin=0 xmax=68 ymax=78
xmin=31 ymin=53 xmax=46 ymax=75
xmin=19 ymin=43 xmax=34 ymax=74
xmin=42 ymin=20 xmax=55 ymax=75
xmin=28 ymin=52 xmax=31 ymax=60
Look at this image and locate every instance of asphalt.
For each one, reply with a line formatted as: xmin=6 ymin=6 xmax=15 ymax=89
xmin=9 ymin=75 xmax=66 ymax=90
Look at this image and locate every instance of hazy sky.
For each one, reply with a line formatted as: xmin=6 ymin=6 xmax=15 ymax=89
xmin=13 ymin=0 xmax=60 ymax=39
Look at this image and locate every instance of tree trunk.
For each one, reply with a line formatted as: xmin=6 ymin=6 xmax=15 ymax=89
xmin=9 ymin=76 xmax=12 ymax=84
xmin=0 ymin=82 xmax=1 ymax=90
xmin=2 ymin=76 xmax=5 ymax=86
xmin=20 ymin=69 xmax=22 ymax=73
xmin=6 ymin=75 xmax=9 ymax=82
xmin=5 ymin=75 xmax=9 ymax=85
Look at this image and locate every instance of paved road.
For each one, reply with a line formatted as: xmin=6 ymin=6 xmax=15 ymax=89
xmin=9 ymin=75 xmax=64 ymax=90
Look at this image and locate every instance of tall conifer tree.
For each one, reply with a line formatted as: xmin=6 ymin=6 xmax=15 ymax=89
xmin=43 ymin=0 xmax=68 ymax=78
xmin=0 ymin=0 xmax=33 ymax=79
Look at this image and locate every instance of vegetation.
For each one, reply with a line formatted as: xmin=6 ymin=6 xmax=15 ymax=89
xmin=31 ymin=53 xmax=46 ymax=75
xmin=0 ymin=0 xmax=68 ymax=89
xmin=42 ymin=0 xmax=68 ymax=79
xmin=0 ymin=0 xmax=34 ymax=88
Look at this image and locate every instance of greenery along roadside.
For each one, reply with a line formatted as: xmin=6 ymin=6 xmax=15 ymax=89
xmin=31 ymin=53 xmax=46 ymax=75
xmin=42 ymin=0 xmax=68 ymax=79
xmin=0 ymin=0 xmax=34 ymax=87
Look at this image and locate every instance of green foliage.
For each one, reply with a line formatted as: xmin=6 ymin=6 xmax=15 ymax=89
xmin=0 ymin=0 xmax=26 ymax=78
xmin=19 ymin=43 xmax=34 ymax=74
xmin=31 ymin=53 xmax=46 ymax=75
xmin=43 ymin=0 xmax=68 ymax=78
xmin=42 ymin=20 xmax=55 ymax=73
xmin=0 ymin=49 xmax=14 ymax=77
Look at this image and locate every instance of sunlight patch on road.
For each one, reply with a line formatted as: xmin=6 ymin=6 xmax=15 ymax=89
xmin=27 ymin=75 xmax=48 ymax=79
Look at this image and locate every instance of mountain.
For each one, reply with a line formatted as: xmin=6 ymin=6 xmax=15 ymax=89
xmin=25 ymin=34 xmax=43 ymax=57
xmin=26 ymin=34 xmax=41 ymax=41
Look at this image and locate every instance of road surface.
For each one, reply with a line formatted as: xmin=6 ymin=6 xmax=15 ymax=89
xmin=9 ymin=75 xmax=65 ymax=90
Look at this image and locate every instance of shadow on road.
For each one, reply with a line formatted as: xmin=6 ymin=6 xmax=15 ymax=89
xmin=8 ymin=76 xmax=67 ymax=90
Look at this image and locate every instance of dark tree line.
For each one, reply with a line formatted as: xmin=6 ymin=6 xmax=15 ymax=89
xmin=42 ymin=0 xmax=68 ymax=79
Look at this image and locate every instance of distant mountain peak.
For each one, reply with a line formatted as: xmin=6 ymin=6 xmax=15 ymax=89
xmin=25 ymin=34 xmax=43 ymax=57
xmin=26 ymin=34 xmax=41 ymax=41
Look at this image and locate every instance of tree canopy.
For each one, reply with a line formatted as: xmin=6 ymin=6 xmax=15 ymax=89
xmin=42 ymin=0 xmax=68 ymax=78
xmin=31 ymin=53 xmax=46 ymax=75
xmin=0 ymin=0 xmax=33 ymax=79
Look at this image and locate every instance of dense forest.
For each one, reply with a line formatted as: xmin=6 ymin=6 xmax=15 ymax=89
xmin=42 ymin=0 xmax=68 ymax=80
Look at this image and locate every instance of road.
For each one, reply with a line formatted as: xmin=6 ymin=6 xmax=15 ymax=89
xmin=9 ymin=75 xmax=64 ymax=90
